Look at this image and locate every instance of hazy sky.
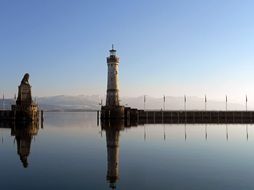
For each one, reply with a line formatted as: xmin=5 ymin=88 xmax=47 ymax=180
xmin=1 ymin=0 xmax=254 ymax=103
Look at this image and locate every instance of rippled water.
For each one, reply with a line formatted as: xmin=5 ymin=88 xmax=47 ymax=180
xmin=1 ymin=112 xmax=254 ymax=190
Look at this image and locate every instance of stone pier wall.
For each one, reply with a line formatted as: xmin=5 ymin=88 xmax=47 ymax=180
xmin=137 ymin=110 xmax=254 ymax=124
xmin=0 ymin=111 xmax=14 ymax=121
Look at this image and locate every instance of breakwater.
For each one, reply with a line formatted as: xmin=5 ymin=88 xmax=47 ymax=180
xmin=124 ymin=109 xmax=254 ymax=124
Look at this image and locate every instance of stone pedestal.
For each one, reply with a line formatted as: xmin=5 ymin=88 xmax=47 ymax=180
xmin=101 ymin=106 xmax=125 ymax=120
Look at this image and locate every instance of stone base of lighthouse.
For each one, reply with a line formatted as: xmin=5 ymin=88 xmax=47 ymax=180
xmin=101 ymin=106 xmax=125 ymax=120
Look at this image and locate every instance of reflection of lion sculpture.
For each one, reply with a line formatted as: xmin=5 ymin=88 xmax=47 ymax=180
xmin=21 ymin=73 xmax=30 ymax=85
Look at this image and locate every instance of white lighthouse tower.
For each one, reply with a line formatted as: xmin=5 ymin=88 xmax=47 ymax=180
xmin=101 ymin=45 xmax=125 ymax=119
xmin=101 ymin=46 xmax=139 ymax=121
xmin=106 ymin=45 xmax=120 ymax=107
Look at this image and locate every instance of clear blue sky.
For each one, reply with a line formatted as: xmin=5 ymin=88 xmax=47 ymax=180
xmin=1 ymin=0 xmax=254 ymax=103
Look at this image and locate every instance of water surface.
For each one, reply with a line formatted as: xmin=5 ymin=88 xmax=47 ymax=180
xmin=0 ymin=112 xmax=254 ymax=189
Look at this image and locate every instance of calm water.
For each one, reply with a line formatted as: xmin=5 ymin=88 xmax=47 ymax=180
xmin=1 ymin=112 xmax=254 ymax=190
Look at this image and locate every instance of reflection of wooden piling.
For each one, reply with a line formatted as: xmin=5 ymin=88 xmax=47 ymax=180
xmin=40 ymin=110 xmax=44 ymax=129
xmin=41 ymin=110 xmax=44 ymax=121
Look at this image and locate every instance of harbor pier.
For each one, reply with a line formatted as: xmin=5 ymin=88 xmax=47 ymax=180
xmin=126 ymin=110 xmax=254 ymax=124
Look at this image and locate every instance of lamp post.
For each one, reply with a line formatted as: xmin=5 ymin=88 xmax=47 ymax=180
xmin=184 ymin=95 xmax=186 ymax=111
xmin=225 ymin=95 xmax=228 ymax=111
xmin=246 ymin=95 xmax=248 ymax=111
xmin=163 ymin=95 xmax=165 ymax=111
xmin=205 ymin=95 xmax=207 ymax=111
xmin=2 ymin=93 xmax=5 ymax=110
xmin=184 ymin=95 xmax=187 ymax=123
xmin=144 ymin=95 xmax=146 ymax=110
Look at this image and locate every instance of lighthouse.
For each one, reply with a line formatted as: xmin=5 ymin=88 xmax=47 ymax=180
xmin=101 ymin=46 xmax=125 ymax=120
xmin=106 ymin=45 xmax=120 ymax=107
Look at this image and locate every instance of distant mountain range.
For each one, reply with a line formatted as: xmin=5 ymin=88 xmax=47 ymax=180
xmin=0 ymin=95 xmax=249 ymax=111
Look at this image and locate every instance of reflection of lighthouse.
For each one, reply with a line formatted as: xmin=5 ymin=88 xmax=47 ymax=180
xmin=106 ymin=127 xmax=120 ymax=189
xmin=102 ymin=120 xmax=124 ymax=189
